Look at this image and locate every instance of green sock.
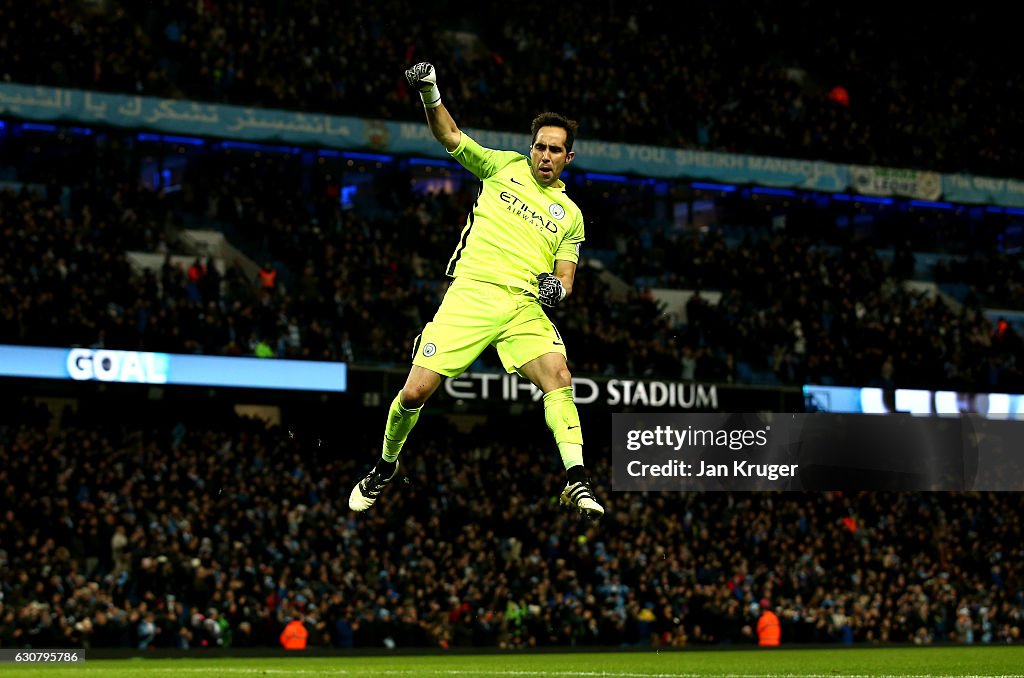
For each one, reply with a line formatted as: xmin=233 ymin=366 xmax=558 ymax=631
xmin=382 ymin=392 xmax=422 ymax=463
xmin=543 ymin=386 xmax=584 ymax=469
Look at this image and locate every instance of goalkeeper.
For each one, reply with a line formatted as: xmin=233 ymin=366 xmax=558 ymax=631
xmin=349 ymin=62 xmax=604 ymax=519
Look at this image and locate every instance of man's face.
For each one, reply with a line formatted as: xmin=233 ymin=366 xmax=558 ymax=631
xmin=530 ymin=126 xmax=574 ymax=187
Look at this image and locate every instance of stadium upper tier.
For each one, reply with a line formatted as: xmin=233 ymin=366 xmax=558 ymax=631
xmin=0 ymin=1 xmax=1020 ymax=179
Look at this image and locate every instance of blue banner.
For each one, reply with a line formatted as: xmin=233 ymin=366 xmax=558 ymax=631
xmin=453 ymin=127 xmax=850 ymax=190
xmin=0 ymin=84 xmax=366 ymax=151
xmin=0 ymin=83 xmax=1019 ymax=207
xmin=803 ymin=384 xmax=1024 ymax=420
xmin=0 ymin=83 xmax=850 ymax=191
xmin=941 ymin=174 xmax=1024 ymax=209
xmin=0 ymin=345 xmax=347 ymax=392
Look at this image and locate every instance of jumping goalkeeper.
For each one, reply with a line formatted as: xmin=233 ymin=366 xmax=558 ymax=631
xmin=348 ymin=62 xmax=604 ymax=519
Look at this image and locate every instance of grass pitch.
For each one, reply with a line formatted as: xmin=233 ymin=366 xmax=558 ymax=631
xmin=5 ymin=646 xmax=1023 ymax=677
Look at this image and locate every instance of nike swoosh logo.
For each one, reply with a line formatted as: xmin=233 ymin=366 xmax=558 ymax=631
xmin=510 ymin=177 xmax=523 ymax=185
xmin=553 ymin=341 xmax=563 ymax=346
xmin=567 ymin=425 xmax=579 ymax=429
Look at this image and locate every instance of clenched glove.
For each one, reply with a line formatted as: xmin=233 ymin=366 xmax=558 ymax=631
xmin=537 ymin=272 xmax=566 ymax=307
xmin=405 ymin=62 xmax=442 ymax=109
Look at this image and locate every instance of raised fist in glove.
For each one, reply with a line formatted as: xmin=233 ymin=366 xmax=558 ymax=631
xmin=537 ymin=272 xmax=566 ymax=307
xmin=405 ymin=62 xmax=441 ymax=108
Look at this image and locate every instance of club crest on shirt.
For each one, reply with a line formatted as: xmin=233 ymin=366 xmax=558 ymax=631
xmin=548 ymin=203 xmax=566 ymax=220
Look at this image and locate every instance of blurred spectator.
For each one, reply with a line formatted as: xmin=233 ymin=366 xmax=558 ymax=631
xmin=756 ymin=599 xmax=781 ymax=647
xmin=258 ymin=261 xmax=278 ymax=295
xmin=280 ymin=615 xmax=308 ymax=650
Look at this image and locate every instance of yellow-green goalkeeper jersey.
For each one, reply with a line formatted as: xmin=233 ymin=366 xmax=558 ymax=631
xmin=445 ymin=132 xmax=585 ymax=296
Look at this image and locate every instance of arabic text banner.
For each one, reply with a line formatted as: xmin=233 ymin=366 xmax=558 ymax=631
xmin=1 ymin=82 xmax=1019 ymax=207
xmin=0 ymin=82 xmax=367 ymax=150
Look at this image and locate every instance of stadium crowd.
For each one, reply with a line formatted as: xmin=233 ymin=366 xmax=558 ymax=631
xmin=0 ymin=1 xmax=1022 ymax=180
xmin=1 ymin=404 xmax=1022 ymax=650
xmin=3 ymin=0 xmax=1024 ymax=660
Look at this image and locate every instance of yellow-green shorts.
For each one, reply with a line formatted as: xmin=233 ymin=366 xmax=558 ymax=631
xmin=411 ymin=278 xmax=566 ymax=378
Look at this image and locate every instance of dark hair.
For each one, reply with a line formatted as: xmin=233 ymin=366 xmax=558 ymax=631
xmin=530 ymin=112 xmax=578 ymax=152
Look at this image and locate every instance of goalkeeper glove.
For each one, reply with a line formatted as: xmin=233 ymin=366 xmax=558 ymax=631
xmin=405 ymin=62 xmax=442 ymax=109
xmin=537 ymin=272 xmax=566 ymax=307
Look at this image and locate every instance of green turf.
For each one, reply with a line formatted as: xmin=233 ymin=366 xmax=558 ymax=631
xmin=5 ymin=646 xmax=1023 ymax=677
